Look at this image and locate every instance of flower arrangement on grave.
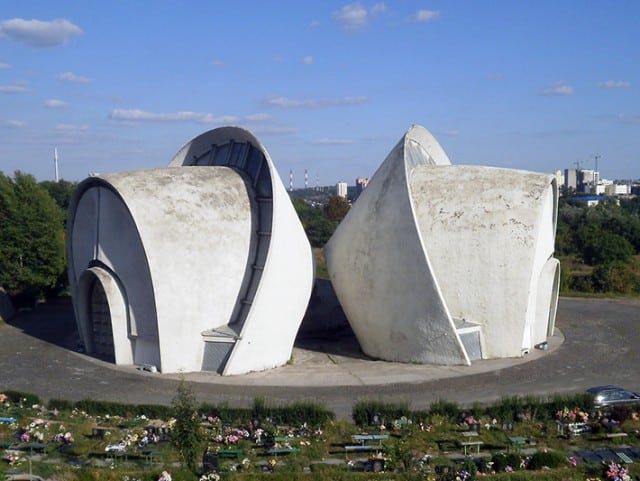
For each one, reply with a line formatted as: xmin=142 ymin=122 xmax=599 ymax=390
xmin=605 ymin=462 xmax=630 ymax=481
xmin=556 ymin=406 xmax=589 ymax=423
xmin=157 ymin=470 xmax=172 ymax=481
xmin=199 ymin=473 xmax=221 ymax=481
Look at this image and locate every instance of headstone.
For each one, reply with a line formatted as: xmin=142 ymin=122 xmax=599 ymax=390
xmin=202 ymin=452 xmax=219 ymax=473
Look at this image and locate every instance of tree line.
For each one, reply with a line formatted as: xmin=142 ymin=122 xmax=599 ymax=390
xmin=1 ymin=169 xmax=638 ymax=307
xmin=0 ymin=172 xmax=76 ymax=307
xmin=556 ymin=196 xmax=640 ymax=294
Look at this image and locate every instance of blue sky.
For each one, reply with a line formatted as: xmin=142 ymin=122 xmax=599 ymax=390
xmin=0 ymin=1 xmax=638 ymax=185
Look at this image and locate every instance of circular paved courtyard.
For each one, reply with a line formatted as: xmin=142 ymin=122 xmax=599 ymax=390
xmin=0 ymin=297 xmax=638 ymax=419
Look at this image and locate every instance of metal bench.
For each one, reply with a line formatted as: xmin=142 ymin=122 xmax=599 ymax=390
xmin=617 ymin=452 xmax=633 ymax=464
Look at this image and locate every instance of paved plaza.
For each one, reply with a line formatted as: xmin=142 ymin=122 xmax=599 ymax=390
xmin=0 ymin=297 xmax=638 ymax=419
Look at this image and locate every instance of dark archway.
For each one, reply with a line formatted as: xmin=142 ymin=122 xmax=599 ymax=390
xmin=89 ymin=277 xmax=115 ymax=362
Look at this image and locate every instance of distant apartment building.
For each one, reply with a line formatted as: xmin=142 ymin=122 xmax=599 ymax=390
xmin=579 ymin=169 xmax=599 ymax=193
xmin=336 ymin=180 xmax=348 ymax=198
xmin=564 ymin=168 xmax=577 ymax=191
xmin=605 ymin=183 xmax=631 ymax=196
xmin=355 ymin=176 xmax=369 ymax=198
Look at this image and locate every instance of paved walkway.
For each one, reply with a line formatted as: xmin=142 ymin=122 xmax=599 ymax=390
xmin=0 ymin=297 xmax=638 ymax=419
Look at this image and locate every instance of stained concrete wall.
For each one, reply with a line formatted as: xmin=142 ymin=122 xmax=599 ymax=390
xmin=68 ymin=167 xmax=253 ymax=372
xmin=325 ymin=125 xmax=469 ymax=365
xmin=169 ymin=127 xmax=314 ymax=375
xmin=410 ymin=165 xmax=558 ymax=358
xmin=325 ymin=125 xmax=560 ymax=366
xmin=67 ymin=126 xmax=314 ymax=375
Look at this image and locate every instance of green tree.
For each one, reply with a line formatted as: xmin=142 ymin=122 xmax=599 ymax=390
xmin=323 ymin=195 xmax=350 ymax=223
xmin=170 ymin=379 xmax=203 ymax=473
xmin=292 ymin=197 xmax=337 ymax=247
xmin=581 ymin=229 xmax=633 ymax=265
xmin=39 ymin=179 xmax=77 ymax=211
xmin=591 ymin=262 xmax=637 ymax=294
xmin=0 ymin=172 xmax=66 ymax=304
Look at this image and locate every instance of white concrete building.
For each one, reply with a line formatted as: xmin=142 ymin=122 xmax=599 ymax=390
xmin=336 ymin=181 xmax=348 ymax=199
xmin=605 ymin=183 xmax=631 ymax=195
xmin=67 ymin=127 xmax=314 ymax=375
xmin=324 ymin=125 xmax=560 ymax=365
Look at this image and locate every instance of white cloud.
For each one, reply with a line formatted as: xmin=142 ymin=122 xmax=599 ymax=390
xmin=55 ymin=123 xmax=88 ymax=131
xmin=57 ymin=71 xmax=93 ymax=84
xmin=44 ymin=99 xmax=67 ymax=109
xmin=371 ymin=3 xmax=387 ymax=15
xmin=309 ymin=20 xmax=321 ymax=28
xmin=409 ymin=10 xmax=440 ymax=23
xmin=109 ymin=109 xmax=237 ymax=123
xmin=613 ymin=114 xmax=640 ymax=124
xmin=441 ymin=129 xmax=460 ymax=136
xmin=211 ymin=59 xmax=225 ymax=67
xmin=0 ymin=84 xmax=28 ymax=93
xmin=52 ymin=123 xmax=89 ymax=144
xmin=335 ymin=3 xmax=369 ymax=30
xmin=485 ymin=72 xmax=505 ymax=81
xmin=244 ymin=113 xmax=272 ymax=122
xmin=311 ymin=138 xmax=354 ymax=145
xmin=598 ymin=80 xmax=631 ymax=89
xmin=5 ymin=119 xmax=26 ymax=128
xmin=0 ymin=62 xmax=11 ymax=70
xmin=251 ymin=126 xmax=297 ymax=136
xmin=303 ymin=55 xmax=313 ymax=65
xmin=263 ymin=95 xmax=368 ymax=108
xmin=541 ymin=81 xmax=574 ymax=96
xmin=0 ymin=18 xmax=82 ymax=47
xmin=109 ymin=109 xmax=271 ymax=125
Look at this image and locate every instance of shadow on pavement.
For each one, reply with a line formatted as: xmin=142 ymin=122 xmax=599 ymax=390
xmin=7 ymin=297 xmax=78 ymax=349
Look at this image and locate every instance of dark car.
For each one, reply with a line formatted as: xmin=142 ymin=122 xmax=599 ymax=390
xmin=587 ymin=385 xmax=640 ymax=409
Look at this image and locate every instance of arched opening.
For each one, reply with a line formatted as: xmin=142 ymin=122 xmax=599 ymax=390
xmin=88 ymin=277 xmax=115 ymax=362
xmin=77 ymin=266 xmax=133 ymax=366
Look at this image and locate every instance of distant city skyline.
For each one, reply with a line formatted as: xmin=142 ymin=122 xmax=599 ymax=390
xmin=0 ymin=1 xmax=638 ymax=183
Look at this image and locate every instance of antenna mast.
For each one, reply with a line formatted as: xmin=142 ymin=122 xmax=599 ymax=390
xmin=54 ymin=147 xmax=59 ymax=182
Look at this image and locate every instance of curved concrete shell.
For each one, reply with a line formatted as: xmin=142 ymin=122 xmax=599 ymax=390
xmin=67 ymin=127 xmax=314 ymax=375
xmin=324 ymin=125 xmax=559 ymax=365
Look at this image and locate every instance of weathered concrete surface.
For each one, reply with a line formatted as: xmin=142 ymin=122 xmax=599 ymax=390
xmin=0 ymin=297 xmax=638 ymax=421
xmin=68 ymin=167 xmax=253 ymax=373
xmin=410 ymin=165 xmax=558 ymax=358
xmin=325 ymin=125 xmax=559 ymax=366
xmin=325 ymin=125 xmax=468 ymax=365
xmin=67 ymin=127 xmax=315 ymax=376
xmin=168 ymin=127 xmax=315 ymax=375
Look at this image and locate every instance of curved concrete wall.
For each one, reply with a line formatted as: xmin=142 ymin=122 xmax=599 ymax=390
xmin=325 ymin=126 xmax=469 ymax=365
xmin=68 ymin=126 xmax=313 ymax=375
xmin=410 ymin=165 xmax=557 ymax=358
xmin=325 ymin=125 xmax=560 ymax=365
xmin=68 ymin=167 xmax=252 ymax=372
xmin=169 ymin=127 xmax=314 ymax=375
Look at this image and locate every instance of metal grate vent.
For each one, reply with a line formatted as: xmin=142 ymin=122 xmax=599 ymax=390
xmin=201 ymin=342 xmax=234 ymax=374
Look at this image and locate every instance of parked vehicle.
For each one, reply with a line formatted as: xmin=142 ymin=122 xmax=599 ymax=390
xmin=587 ymin=385 xmax=640 ymax=408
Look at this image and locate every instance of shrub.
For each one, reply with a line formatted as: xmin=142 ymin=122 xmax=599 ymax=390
xmin=491 ymin=452 xmax=522 ymax=472
xmin=461 ymin=459 xmax=478 ymax=479
xmin=73 ymin=398 xmax=172 ymax=419
xmin=2 ymin=390 xmax=41 ymax=406
xmin=429 ymin=399 xmax=460 ymax=422
xmin=528 ymin=449 xmax=567 ymax=470
xmin=548 ymin=392 xmax=594 ymax=419
xmin=48 ymin=398 xmax=73 ymax=411
xmin=610 ymin=404 xmax=632 ymax=424
xmin=352 ymin=399 xmax=409 ymax=426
